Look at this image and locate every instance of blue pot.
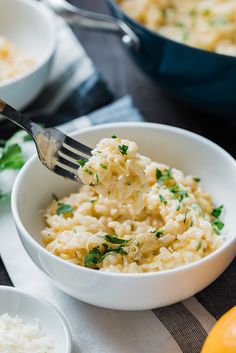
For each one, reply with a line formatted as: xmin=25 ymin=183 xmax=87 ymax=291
xmin=107 ymin=0 xmax=236 ymax=117
xmin=47 ymin=0 xmax=236 ymax=117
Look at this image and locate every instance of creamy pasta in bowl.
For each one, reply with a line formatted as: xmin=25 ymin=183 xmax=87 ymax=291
xmin=11 ymin=123 xmax=236 ymax=309
xmin=42 ymin=136 xmax=224 ymax=273
xmin=118 ymin=0 xmax=236 ymax=56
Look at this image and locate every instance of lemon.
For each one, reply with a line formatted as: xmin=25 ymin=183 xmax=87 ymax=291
xmin=201 ymin=306 xmax=236 ymax=353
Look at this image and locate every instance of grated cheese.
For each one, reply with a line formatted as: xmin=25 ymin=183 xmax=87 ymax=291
xmin=0 ymin=313 xmax=54 ymax=353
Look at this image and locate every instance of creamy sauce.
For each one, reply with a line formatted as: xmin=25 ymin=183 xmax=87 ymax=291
xmin=35 ymin=133 xmax=58 ymax=170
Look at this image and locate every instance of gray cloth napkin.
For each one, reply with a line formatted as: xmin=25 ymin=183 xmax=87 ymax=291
xmin=0 ymin=88 xmax=235 ymax=353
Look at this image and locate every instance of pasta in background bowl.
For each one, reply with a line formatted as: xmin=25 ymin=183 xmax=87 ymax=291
xmin=0 ymin=0 xmax=56 ymax=110
xmin=11 ymin=123 xmax=236 ymax=310
xmin=0 ymin=35 xmax=35 ymax=81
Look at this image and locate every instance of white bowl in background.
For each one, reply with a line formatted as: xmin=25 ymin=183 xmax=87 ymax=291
xmin=0 ymin=286 xmax=71 ymax=353
xmin=11 ymin=123 xmax=236 ymax=310
xmin=0 ymin=0 xmax=56 ymax=111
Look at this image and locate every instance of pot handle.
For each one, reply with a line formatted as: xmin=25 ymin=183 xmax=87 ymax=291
xmin=44 ymin=0 xmax=140 ymax=50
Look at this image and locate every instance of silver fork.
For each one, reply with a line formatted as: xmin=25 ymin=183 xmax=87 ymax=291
xmin=0 ymin=99 xmax=92 ymax=181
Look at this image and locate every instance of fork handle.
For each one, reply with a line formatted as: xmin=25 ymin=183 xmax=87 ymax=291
xmin=0 ymin=99 xmax=42 ymax=137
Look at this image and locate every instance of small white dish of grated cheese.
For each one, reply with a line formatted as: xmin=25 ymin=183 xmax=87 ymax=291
xmin=0 ymin=286 xmax=71 ymax=353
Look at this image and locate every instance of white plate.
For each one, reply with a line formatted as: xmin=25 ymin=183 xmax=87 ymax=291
xmin=0 ymin=286 xmax=71 ymax=353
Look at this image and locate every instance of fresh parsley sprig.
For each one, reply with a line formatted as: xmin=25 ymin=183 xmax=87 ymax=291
xmin=0 ymin=131 xmax=32 ymax=200
xmin=0 ymin=144 xmax=25 ymax=172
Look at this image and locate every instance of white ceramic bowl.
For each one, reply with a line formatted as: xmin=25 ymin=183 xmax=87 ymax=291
xmin=11 ymin=123 xmax=236 ymax=310
xmin=0 ymin=0 xmax=56 ymax=111
xmin=0 ymin=286 xmax=71 ymax=353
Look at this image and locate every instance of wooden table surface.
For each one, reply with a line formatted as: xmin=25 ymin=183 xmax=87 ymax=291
xmin=0 ymin=0 xmax=235 ymax=284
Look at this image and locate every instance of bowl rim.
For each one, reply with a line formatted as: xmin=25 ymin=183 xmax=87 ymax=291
xmin=108 ymin=0 xmax=236 ymax=61
xmin=11 ymin=122 xmax=236 ymax=279
xmin=0 ymin=285 xmax=71 ymax=353
xmin=0 ymin=0 xmax=57 ymax=89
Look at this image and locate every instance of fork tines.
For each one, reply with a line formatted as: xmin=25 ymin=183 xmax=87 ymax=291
xmin=64 ymin=135 xmax=92 ymax=156
xmin=54 ymin=135 xmax=92 ymax=181
xmin=53 ymin=165 xmax=79 ymax=181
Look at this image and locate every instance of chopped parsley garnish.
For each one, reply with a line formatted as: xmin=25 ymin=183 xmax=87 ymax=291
xmin=77 ymin=159 xmax=87 ymax=167
xmin=176 ymin=204 xmax=181 ymax=211
xmin=56 ymin=203 xmax=74 ymax=215
xmin=156 ymin=169 xmax=173 ymax=184
xmin=212 ymin=220 xmax=224 ymax=235
xmin=177 ymin=191 xmax=188 ymax=202
xmin=0 ymin=143 xmax=24 ymax=172
xmin=156 ymin=168 xmax=162 ymax=180
xmin=101 ymin=246 xmax=128 ymax=259
xmin=193 ymin=177 xmax=201 ymax=183
xmin=196 ymin=241 xmax=202 ymax=251
xmin=118 ymin=144 xmax=129 ymax=155
xmin=152 ymin=230 xmax=164 ymax=238
xmin=103 ymin=234 xmax=130 ymax=244
xmin=84 ymin=168 xmax=93 ymax=175
xmin=190 ymin=221 xmax=194 ymax=227
xmin=159 ymin=194 xmax=167 ymax=205
xmin=111 ymin=135 xmax=117 ymax=139
xmin=100 ymin=163 xmax=108 ymax=170
xmin=212 ymin=205 xmax=224 ymax=218
xmin=169 ymin=183 xmax=179 ymax=192
xmin=95 ymin=173 xmax=99 ymax=183
xmin=84 ymin=248 xmax=101 ymax=268
xmin=183 ymin=212 xmax=187 ymax=223
xmin=84 ymin=244 xmax=128 ymax=268
xmin=89 ymin=198 xmax=97 ymax=203
xmin=169 ymin=184 xmax=188 ymax=202
xmin=52 ymin=193 xmax=59 ymax=201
